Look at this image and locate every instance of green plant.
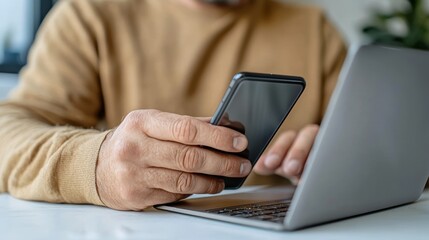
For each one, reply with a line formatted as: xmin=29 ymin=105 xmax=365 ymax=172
xmin=362 ymin=0 xmax=429 ymax=50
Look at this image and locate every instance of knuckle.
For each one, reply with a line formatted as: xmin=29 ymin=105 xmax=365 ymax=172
xmin=278 ymin=131 xmax=297 ymax=144
xmin=123 ymin=110 xmax=158 ymax=132
xmin=207 ymin=179 xmax=221 ymax=194
xmin=163 ymin=193 xmax=187 ymax=205
xmin=211 ymin=127 xmax=225 ymax=146
xmin=290 ymin=147 xmax=307 ymax=159
xmin=123 ymin=110 xmax=142 ymax=129
xmin=171 ymin=193 xmax=186 ymax=202
xmin=172 ymin=117 xmax=198 ymax=143
xmin=163 ymin=193 xmax=182 ymax=204
xmin=176 ymin=172 xmax=195 ymax=192
xmin=177 ymin=147 xmax=203 ymax=172
xmin=222 ymin=157 xmax=239 ymax=175
xmin=284 ymin=130 xmax=298 ymax=140
xmin=304 ymin=124 xmax=319 ymax=134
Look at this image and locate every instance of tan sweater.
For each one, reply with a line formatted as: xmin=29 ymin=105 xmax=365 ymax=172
xmin=0 ymin=0 xmax=347 ymax=206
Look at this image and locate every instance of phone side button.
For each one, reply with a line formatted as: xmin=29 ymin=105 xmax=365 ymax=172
xmin=222 ymin=88 xmax=231 ymax=102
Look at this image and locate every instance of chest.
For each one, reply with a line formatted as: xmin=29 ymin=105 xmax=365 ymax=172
xmin=100 ymin=16 xmax=321 ymax=128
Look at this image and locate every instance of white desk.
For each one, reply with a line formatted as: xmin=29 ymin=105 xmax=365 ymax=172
xmin=1 ymin=188 xmax=428 ymax=240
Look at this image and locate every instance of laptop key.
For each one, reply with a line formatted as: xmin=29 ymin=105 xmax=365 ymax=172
xmin=206 ymin=199 xmax=290 ymax=223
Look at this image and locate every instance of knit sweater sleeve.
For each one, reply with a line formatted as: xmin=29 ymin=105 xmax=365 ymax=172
xmin=0 ymin=0 xmax=107 ymax=205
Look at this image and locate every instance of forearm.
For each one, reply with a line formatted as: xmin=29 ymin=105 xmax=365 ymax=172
xmin=0 ymin=103 xmax=108 ymax=205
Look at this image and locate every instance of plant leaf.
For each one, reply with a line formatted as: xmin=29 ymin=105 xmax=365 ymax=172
xmin=361 ymin=0 xmax=429 ymax=50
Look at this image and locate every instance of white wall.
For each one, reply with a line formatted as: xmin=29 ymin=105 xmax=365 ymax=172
xmin=0 ymin=0 xmax=31 ymax=62
xmin=283 ymin=0 xmax=429 ymax=45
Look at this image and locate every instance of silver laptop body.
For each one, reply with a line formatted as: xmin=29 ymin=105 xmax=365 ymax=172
xmin=156 ymin=45 xmax=429 ymax=230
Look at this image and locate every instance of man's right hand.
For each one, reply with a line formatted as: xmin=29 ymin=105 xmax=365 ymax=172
xmin=96 ymin=109 xmax=251 ymax=211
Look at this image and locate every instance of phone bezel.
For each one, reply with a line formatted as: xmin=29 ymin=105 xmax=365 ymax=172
xmin=210 ymin=72 xmax=306 ymax=189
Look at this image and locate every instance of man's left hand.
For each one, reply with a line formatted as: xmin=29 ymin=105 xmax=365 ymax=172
xmin=253 ymin=124 xmax=319 ymax=185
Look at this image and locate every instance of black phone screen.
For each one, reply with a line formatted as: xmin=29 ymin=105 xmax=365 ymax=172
xmin=210 ymin=72 xmax=305 ymax=189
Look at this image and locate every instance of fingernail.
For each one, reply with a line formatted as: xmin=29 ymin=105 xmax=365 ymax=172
xmin=290 ymin=176 xmax=300 ymax=186
xmin=233 ymin=136 xmax=247 ymax=150
xmin=284 ymin=159 xmax=301 ymax=176
xmin=265 ymin=154 xmax=280 ymax=169
xmin=240 ymin=161 xmax=252 ymax=175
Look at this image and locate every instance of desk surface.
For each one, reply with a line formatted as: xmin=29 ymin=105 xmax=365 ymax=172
xmin=1 ymin=188 xmax=428 ymax=240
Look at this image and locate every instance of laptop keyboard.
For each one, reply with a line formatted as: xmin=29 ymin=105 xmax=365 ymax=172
xmin=206 ymin=199 xmax=291 ymax=223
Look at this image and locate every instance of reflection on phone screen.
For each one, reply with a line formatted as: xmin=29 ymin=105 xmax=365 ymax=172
xmin=212 ymin=78 xmax=304 ymax=188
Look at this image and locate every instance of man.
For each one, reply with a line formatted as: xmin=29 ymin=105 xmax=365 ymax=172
xmin=0 ymin=0 xmax=346 ymax=210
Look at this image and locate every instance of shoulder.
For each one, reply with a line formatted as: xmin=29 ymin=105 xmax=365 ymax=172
xmin=43 ymin=0 xmax=147 ymax=33
xmin=51 ymin=0 xmax=144 ymax=20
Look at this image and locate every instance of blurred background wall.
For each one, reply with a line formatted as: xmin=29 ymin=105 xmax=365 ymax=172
xmin=0 ymin=0 xmax=32 ymax=64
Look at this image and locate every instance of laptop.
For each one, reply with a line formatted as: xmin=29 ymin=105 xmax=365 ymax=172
xmin=156 ymin=45 xmax=429 ymax=231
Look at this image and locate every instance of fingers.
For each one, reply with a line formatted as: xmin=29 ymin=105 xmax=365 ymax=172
xmin=101 ymin=110 xmax=251 ymax=211
xmin=253 ymin=125 xmax=319 ymax=184
xmin=254 ymin=131 xmax=297 ymax=175
xmin=142 ymin=168 xmax=225 ymax=194
xmin=143 ymin=140 xmax=252 ymax=178
xmin=128 ymin=189 xmax=188 ymax=211
xmin=195 ymin=117 xmax=212 ymax=122
xmin=280 ymin=125 xmax=319 ymax=177
xmin=136 ymin=110 xmax=248 ymax=152
xmin=253 ymin=153 xmax=269 ymax=175
xmin=142 ymin=189 xmax=188 ymax=207
xmin=126 ymin=168 xmax=224 ymax=210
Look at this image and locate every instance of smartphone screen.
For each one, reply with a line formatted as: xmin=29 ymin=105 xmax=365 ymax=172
xmin=210 ymin=72 xmax=305 ymax=189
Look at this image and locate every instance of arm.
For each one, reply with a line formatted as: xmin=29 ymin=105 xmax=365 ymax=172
xmin=0 ymin=1 xmax=254 ymax=209
xmin=0 ymin=0 xmax=106 ymax=205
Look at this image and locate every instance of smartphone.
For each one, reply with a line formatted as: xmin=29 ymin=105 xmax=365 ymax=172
xmin=211 ymin=72 xmax=306 ymax=189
